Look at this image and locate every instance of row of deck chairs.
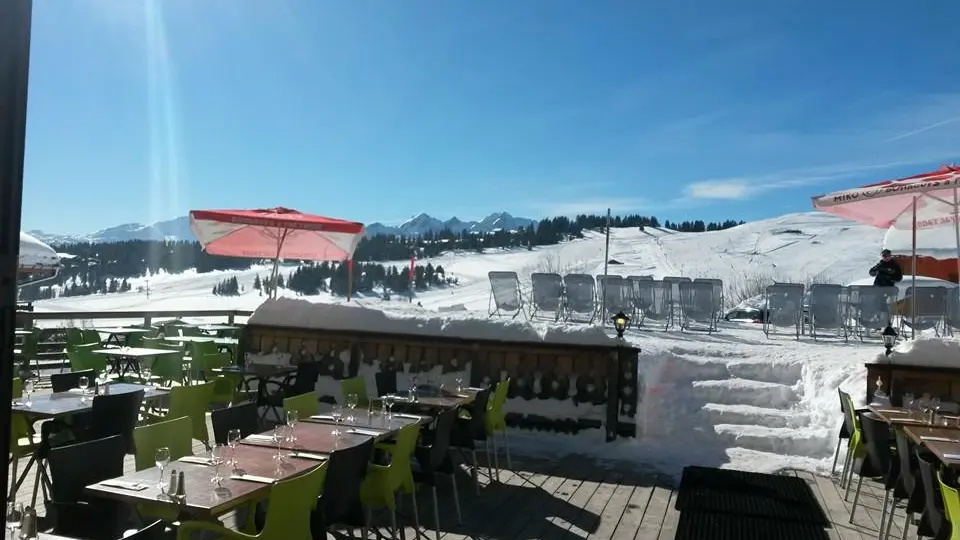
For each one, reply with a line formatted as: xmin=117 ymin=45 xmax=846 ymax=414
xmin=487 ymin=271 xmax=725 ymax=333
xmin=767 ymin=283 xmax=960 ymax=341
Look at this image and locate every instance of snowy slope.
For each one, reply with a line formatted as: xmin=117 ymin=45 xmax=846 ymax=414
xmin=31 ymin=212 xmax=889 ymax=475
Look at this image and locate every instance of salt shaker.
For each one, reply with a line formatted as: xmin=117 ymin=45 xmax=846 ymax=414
xmin=168 ymin=469 xmax=178 ymax=495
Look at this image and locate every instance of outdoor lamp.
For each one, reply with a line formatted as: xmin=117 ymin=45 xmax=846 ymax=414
xmin=612 ymin=311 xmax=630 ymax=338
xmin=882 ymin=323 xmax=899 ymax=356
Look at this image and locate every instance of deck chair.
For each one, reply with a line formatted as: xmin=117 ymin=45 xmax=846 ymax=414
xmin=661 ymin=276 xmax=691 ymax=329
xmin=694 ymin=278 xmax=724 ymax=322
xmin=597 ymin=275 xmax=632 ymax=324
xmin=679 ymin=280 xmax=718 ymax=332
xmin=808 ymin=284 xmax=847 ymax=341
xmin=529 ymin=273 xmax=565 ymax=321
xmin=900 ymin=286 xmax=950 ymax=336
xmin=487 ymin=271 xmax=524 ymax=319
xmin=848 ymin=285 xmax=898 ymax=340
xmin=763 ymin=283 xmax=805 ymax=339
xmin=627 ymin=276 xmax=655 ymax=326
xmin=947 ymin=292 xmax=960 ymax=336
xmin=562 ymin=273 xmax=598 ymax=323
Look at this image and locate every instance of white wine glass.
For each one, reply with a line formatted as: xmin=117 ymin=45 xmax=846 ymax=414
xmin=455 ymin=374 xmax=464 ymax=392
xmin=330 ymin=407 xmax=343 ymax=438
xmin=227 ymin=429 xmax=241 ymax=467
xmin=155 ymin=447 xmax=171 ymax=489
xmin=210 ymin=445 xmax=225 ymax=485
xmin=286 ymin=409 xmax=299 ymax=442
xmin=23 ymin=379 xmax=33 ymax=407
xmin=346 ymin=393 xmax=358 ymax=421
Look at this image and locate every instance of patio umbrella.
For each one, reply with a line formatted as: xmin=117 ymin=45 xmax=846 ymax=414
xmin=812 ymin=165 xmax=960 ymax=334
xmin=189 ymin=207 xmax=365 ymax=299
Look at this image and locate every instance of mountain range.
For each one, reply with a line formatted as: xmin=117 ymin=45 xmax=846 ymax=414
xmin=27 ymin=212 xmax=536 ymax=245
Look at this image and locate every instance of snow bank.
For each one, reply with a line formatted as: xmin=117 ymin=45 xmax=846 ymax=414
xmin=248 ymin=298 xmax=621 ymax=347
xmin=19 ymin=232 xmax=59 ymax=269
xmin=880 ymin=335 xmax=960 ymax=368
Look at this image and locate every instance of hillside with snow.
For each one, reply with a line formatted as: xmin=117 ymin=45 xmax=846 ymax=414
xmin=31 ymin=211 xmax=893 ymax=476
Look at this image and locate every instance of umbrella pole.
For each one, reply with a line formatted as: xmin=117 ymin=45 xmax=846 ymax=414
xmin=954 ymin=189 xmax=960 ymax=318
xmin=347 ymin=259 xmax=353 ymax=302
xmin=270 ymin=229 xmax=288 ymax=299
xmin=912 ymin=196 xmax=918 ymax=338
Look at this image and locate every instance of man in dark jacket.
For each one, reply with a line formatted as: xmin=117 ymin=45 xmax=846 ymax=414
xmin=870 ymin=249 xmax=903 ymax=287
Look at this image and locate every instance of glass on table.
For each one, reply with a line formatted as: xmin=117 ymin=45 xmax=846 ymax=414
xmin=5 ymin=501 xmax=22 ymax=537
xmin=345 ymin=393 xmax=358 ymax=421
xmin=155 ymin=447 xmax=171 ymax=489
xmin=272 ymin=425 xmax=289 ymax=462
xmin=78 ymin=375 xmax=90 ymax=402
xmin=227 ymin=429 xmax=241 ymax=468
xmin=286 ymin=409 xmax=299 ymax=442
xmin=210 ymin=445 xmax=226 ymax=485
xmin=22 ymin=379 xmax=33 ymax=408
xmin=903 ymin=393 xmax=915 ymax=410
xmin=455 ymin=374 xmax=464 ymax=392
xmin=330 ymin=407 xmax=344 ymax=438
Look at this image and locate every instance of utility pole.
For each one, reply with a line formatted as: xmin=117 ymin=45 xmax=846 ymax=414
xmin=601 ymin=208 xmax=611 ymax=322
xmin=0 ymin=0 xmax=33 ymax=504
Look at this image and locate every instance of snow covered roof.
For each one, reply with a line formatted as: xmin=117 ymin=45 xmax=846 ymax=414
xmin=883 ymin=225 xmax=959 ymax=259
xmin=248 ymin=298 xmax=623 ymax=348
xmin=19 ymin=232 xmax=60 ymax=269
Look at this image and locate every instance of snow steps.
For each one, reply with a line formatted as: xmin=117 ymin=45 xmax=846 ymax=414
xmin=702 ymin=403 xmax=809 ymax=429
xmin=713 ymin=424 xmax=832 ymax=459
xmin=691 ymin=379 xmax=798 ymax=409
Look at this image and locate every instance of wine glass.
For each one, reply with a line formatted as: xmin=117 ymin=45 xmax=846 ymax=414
xmin=210 ymin=445 xmax=225 ymax=485
xmin=286 ymin=409 xmax=299 ymax=442
xmin=903 ymin=392 xmax=915 ymax=410
xmin=330 ymin=407 xmax=343 ymax=438
xmin=455 ymin=374 xmax=464 ymax=392
xmin=272 ymin=425 xmax=288 ymax=461
xmin=97 ymin=371 xmax=109 ymax=393
xmin=346 ymin=393 xmax=358 ymax=421
xmin=227 ymin=429 xmax=241 ymax=467
xmin=5 ymin=502 xmax=22 ymax=537
xmin=22 ymin=379 xmax=33 ymax=407
xmin=155 ymin=447 xmax=171 ymax=489
xmin=385 ymin=395 xmax=396 ymax=419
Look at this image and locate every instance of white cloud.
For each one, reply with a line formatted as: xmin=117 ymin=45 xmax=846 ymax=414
xmin=685 ymin=180 xmax=752 ymax=200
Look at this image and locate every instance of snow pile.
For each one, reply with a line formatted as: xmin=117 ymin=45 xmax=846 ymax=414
xmin=881 ymin=335 xmax=960 ymax=368
xmin=248 ymin=297 xmax=622 ymax=347
xmin=19 ymin=232 xmax=60 ymax=269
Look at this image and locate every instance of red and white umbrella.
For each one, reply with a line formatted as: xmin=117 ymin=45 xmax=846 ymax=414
xmin=189 ymin=207 xmax=365 ymax=298
xmin=812 ymin=165 xmax=960 ymax=333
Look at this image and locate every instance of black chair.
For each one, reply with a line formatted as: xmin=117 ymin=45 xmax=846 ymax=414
xmin=413 ymin=408 xmax=462 ymax=540
xmin=256 ymin=362 xmax=321 ymax=424
xmin=47 ymin=435 xmax=127 ymax=539
xmin=76 ymin=389 xmax=145 ymax=454
xmin=882 ymin=428 xmax=925 ymax=540
xmin=313 ymin=438 xmax=374 ymax=538
xmin=916 ymin=450 xmax=950 ymax=540
xmin=449 ymin=388 xmax=490 ymax=493
xmin=120 ymin=520 xmax=168 ymax=540
xmin=211 ymin=401 xmax=261 ymax=445
xmin=851 ymin=413 xmax=899 ymax=524
xmin=375 ymin=370 xmax=398 ymax=396
xmin=50 ymin=369 xmax=96 ymax=393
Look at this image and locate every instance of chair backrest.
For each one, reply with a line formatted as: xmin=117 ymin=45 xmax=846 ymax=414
xmin=662 ymin=276 xmax=691 ymax=303
xmin=340 ymin=377 xmax=369 ymax=406
xmin=132 ymin=416 xmax=193 ymax=471
xmin=284 ymin=391 xmax=319 ymax=419
xmin=426 ymin=408 xmax=458 ymax=470
xmin=938 ymin=470 xmax=960 ymax=534
xmin=48 ymin=435 xmax=127 ymax=503
xmin=853 ymin=285 xmax=898 ymax=326
xmin=917 ymin=450 xmax=947 ymax=535
xmin=859 ymin=413 xmax=891 ymax=475
xmin=809 ymin=284 xmax=844 ymax=327
xmin=597 ymin=275 xmax=630 ymax=314
xmin=320 ymin=438 xmax=373 ymax=526
xmin=905 ymin=286 xmax=950 ymax=317
xmin=678 ymin=281 xmax=716 ymax=319
xmin=694 ymin=278 xmax=724 ymax=312
xmin=50 ymin=369 xmax=97 ymax=393
xmin=168 ymin=381 xmax=215 ymax=445
xmin=765 ymin=283 xmax=805 ymax=323
xmin=89 ymin=389 xmax=145 ymax=453
xmin=262 ymin=462 xmax=328 ymax=538
xmin=291 ymin=362 xmax=321 ymax=395
xmin=375 ymin=371 xmax=398 ymax=397
xmin=488 ymin=271 xmax=522 ymax=310
xmin=118 ymin=520 xmax=166 ymax=540
xmin=530 ymin=273 xmax=564 ymax=311
xmin=211 ymin=401 xmax=261 ymax=445
xmin=467 ymin=389 xmax=491 ymax=441
xmin=894 ymin=428 xmax=916 ymax=496
xmin=562 ymin=273 xmax=596 ymax=313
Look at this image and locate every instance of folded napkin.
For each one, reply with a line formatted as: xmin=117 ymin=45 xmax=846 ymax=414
xmin=100 ymin=480 xmax=148 ymax=491
xmin=944 ymin=453 xmax=960 ymax=460
xmin=179 ymin=456 xmax=212 ymax=466
xmin=309 ymin=415 xmax=335 ymax=421
xmin=230 ymin=474 xmax=275 ymax=484
xmin=392 ymin=413 xmax=422 ymax=420
xmin=467 ymin=387 xmax=484 ymax=391
xmin=878 ymin=409 xmax=909 ymax=414
xmin=922 ymin=436 xmax=958 ymax=443
xmin=347 ymin=428 xmax=382 ymax=437
xmin=291 ymin=452 xmax=328 ymax=461
xmin=894 ymin=418 xmax=923 ymax=423
xmin=245 ymin=434 xmax=275 ymax=442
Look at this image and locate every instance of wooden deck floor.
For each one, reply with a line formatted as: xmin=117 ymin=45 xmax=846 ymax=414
xmin=9 ymin=416 xmax=901 ymax=540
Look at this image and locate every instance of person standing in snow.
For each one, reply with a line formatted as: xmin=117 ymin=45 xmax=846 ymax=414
xmin=869 ymin=249 xmax=903 ymax=288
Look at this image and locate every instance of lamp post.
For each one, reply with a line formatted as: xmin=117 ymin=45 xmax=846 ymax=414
xmin=882 ymin=322 xmax=899 ymax=357
xmin=611 ymin=311 xmax=630 ymax=339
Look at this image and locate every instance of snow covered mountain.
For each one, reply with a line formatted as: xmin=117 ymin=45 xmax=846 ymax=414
xmin=28 ymin=211 xmax=536 ymax=244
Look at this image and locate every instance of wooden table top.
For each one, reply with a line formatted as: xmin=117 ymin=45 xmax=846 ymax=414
xmin=242 ymin=420 xmax=387 ymax=453
xmin=218 ymin=365 xmax=297 ymax=378
xmin=868 ymin=405 xmax=960 ymax=427
xmin=92 ymin=328 xmax=153 ymax=335
xmin=91 ymin=347 xmax=182 ymax=358
xmin=904 ymin=425 xmax=960 ymax=467
xmin=11 ymin=383 xmax=167 ymax=418
xmin=85 ymin=444 xmax=317 ymax=519
xmin=164 ymin=336 xmax=238 ymax=345
xmin=303 ymin=411 xmax=428 ymax=431
xmin=383 ymin=388 xmax=478 ymax=410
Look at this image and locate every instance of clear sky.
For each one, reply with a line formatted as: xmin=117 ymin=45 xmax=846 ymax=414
xmin=20 ymin=0 xmax=960 ymax=233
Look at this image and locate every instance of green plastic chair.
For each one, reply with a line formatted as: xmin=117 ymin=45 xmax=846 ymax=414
xmin=361 ymin=423 xmax=421 ymax=535
xmin=485 ymin=378 xmax=512 ymax=470
xmin=177 ymin=461 xmax=328 ymax=540
xmin=133 ymin=415 xmax=194 ymax=470
xmin=839 ymin=392 xmax=867 ymax=494
xmin=340 ymin=377 xmax=370 ymax=408
xmin=179 ymin=326 xmax=204 ymax=337
xmin=8 ymin=378 xmax=38 ymax=500
xmin=64 ymin=328 xmax=84 ymax=349
xmin=283 ymin=392 xmax=319 ymax=420
xmin=124 ymin=332 xmax=145 ymax=348
xmin=16 ymin=331 xmax=38 ymax=378
xmin=141 ymin=336 xmax=162 ymax=349
xmin=67 ymin=346 xmax=109 ymax=378
xmin=146 ymin=382 xmax=215 ymax=449
xmin=80 ymin=329 xmax=102 ymax=345
xmin=939 ymin=470 xmax=960 ymax=540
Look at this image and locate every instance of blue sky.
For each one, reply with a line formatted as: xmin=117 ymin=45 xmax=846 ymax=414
xmin=21 ymin=0 xmax=960 ymax=233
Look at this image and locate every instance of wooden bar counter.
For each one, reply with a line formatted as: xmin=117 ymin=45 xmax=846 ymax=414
xmin=865 ymin=361 xmax=960 ymax=405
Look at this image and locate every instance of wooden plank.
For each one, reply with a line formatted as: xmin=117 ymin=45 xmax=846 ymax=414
xmin=790 ymin=471 xmax=847 ymax=540
xmin=546 ymin=467 xmax=612 ymax=540
xmin=486 ymin=460 xmax=572 ymax=540
xmin=656 ymin=490 xmax=680 ymax=540
xmin=595 ymin=473 xmax=650 ymax=539
xmin=517 ymin=474 xmax=586 ymax=539
xmin=632 ymin=485 xmax=672 ymax=539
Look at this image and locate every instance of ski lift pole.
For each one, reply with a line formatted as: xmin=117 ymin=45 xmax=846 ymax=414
xmin=602 ymin=208 xmax=611 ymax=323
